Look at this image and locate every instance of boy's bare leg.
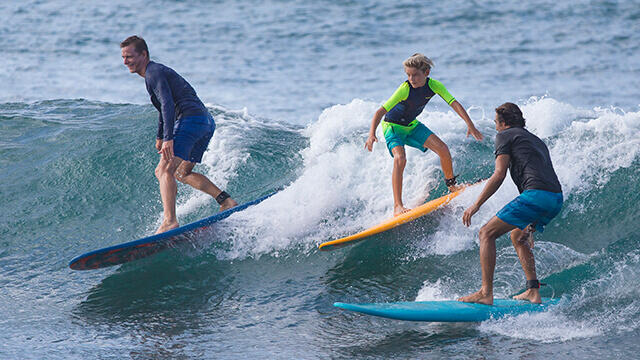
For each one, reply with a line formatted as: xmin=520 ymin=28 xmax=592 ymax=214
xmin=422 ymin=134 xmax=461 ymax=192
xmin=391 ymin=146 xmax=410 ymax=216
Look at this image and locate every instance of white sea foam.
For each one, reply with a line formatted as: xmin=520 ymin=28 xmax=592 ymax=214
xmin=545 ymin=103 xmax=640 ymax=195
xmin=211 ymin=98 xmax=489 ymax=258
xmin=481 ymin=250 xmax=640 ymax=341
xmin=401 ymin=98 xmax=640 ymax=339
xmin=414 ymin=280 xmax=604 ymax=342
xmin=413 ymin=241 xmax=588 ymax=302
xmin=173 ymin=97 xmax=640 ymax=262
xmin=415 ymin=279 xmax=452 ymax=302
xmin=412 ymin=97 xmax=640 ymax=257
xmin=479 ymin=307 xmax=602 ymax=343
xmin=210 ymin=100 xmax=388 ymax=258
xmin=150 ymin=105 xmax=279 ymax=232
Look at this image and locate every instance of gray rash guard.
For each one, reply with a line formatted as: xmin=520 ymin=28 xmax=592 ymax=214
xmin=494 ymin=126 xmax=562 ymax=194
xmin=144 ymin=61 xmax=208 ymax=141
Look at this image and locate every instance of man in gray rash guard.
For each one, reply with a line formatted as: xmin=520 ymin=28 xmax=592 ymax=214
xmin=120 ymin=35 xmax=237 ymax=234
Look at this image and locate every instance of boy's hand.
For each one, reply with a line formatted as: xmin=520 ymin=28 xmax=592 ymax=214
xmin=364 ymin=134 xmax=378 ymax=151
xmin=467 ymin=126 xmax=484 ymax=141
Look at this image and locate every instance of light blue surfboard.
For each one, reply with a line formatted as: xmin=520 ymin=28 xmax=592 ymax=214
xmin=334 ymin=298 xmax=560 ymax=322
xmin=69 ymin=191 xmax=276 ymax=270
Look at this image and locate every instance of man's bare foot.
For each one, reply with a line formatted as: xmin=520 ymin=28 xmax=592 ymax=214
xmin=448 ymin=184 xmax=463 ymax=193
xmin=219 ymin=197 xmax=238 ymax=212
xmin=156 ymin=219 xmax=179 ymax=234
xmin=512 ymin=288 xmax=541 ymax=303
xmin=394 ymin=204 xmax=411 ymax=216
xmin=458 ymin=289 xmax=493 ymax=305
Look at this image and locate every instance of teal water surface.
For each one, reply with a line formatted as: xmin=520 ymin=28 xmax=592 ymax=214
xmin=2 ymin=0 xmax=640 ymax=358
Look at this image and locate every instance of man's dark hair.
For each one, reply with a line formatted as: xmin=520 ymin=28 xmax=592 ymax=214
xmin=495 ymin=102 xmax=526 ymax=128
xmin=120 ymin=35 xmax=149 ymax=58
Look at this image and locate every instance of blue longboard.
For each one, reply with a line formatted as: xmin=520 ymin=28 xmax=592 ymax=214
xmin=69 ymin=192 xmax=276 ymax=270
xmin=334 ymin=298 xmax=560 ymax=322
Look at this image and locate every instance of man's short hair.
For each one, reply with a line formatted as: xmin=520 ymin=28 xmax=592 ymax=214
xmin=120 ymin=35 xmax=149 ymax=58
xmin=496 ymin=102 xmax=526 ymax=128
xmin=403 ymin=53 xmax=434 ymax=73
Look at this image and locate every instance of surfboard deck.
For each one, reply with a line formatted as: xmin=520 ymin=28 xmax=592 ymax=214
xmin=318 ymin=181 xmax=484 ymax=251
xmin=69 ymin=191 xmax=276 ymax=270
xmin=334 ymin=298 xmax=560 ymax=322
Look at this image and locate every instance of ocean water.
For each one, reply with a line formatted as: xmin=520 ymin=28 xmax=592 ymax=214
xmin=1 ymin=0 xmax=640 ymax=358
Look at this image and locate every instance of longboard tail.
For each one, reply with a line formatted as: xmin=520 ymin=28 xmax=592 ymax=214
xmin=69 ymin=191 xmax=276 ymax=270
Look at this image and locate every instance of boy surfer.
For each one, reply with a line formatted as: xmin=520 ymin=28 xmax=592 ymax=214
xmin=365 ymin=54 xmax=483 ymax=216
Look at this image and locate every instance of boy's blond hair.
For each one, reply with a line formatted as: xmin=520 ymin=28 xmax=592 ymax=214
xmin=403 ymin=53 xmax=434 ymax=72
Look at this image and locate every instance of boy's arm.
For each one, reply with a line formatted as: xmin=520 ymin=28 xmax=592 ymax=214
xmin=429 ymin=79 xmax=483 ymax=141
xmin=365 ymin=107 xmax=387 ymax=151
xmin=450 ymin=100 xmax=483 ymax=141
xmin=365 ymin=82 xmax=408 ymax=151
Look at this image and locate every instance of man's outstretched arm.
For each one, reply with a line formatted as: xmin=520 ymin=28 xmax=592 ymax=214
xmin=462 ymin=154 xmax=509 ymax=226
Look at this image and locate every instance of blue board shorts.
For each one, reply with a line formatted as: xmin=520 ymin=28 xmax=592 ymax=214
xmin=381 ymin=120 xmax=434 ymax=157
xmin=173 ymin=113 xmax=215 ymax=163
xmin=497 ymin=189 xmax=563 ymax=233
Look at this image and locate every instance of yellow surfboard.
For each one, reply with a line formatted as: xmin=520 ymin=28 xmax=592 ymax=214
xmin=318 ymin=181 xmax=483 ymax=251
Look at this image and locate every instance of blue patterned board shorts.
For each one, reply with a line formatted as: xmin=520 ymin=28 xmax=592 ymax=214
xmin=173 ymin=113 xmax=215 ymax=163
xmin=381 ymin=120 xmax=434 ymax=157
xmin=497 ymin=189 xmax=563 ymax=233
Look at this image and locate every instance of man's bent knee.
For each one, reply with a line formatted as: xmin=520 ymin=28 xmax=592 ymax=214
xmin=478 ymin=225 xmax=493 ymax=241
xmin=479 ymin=223 xmax=503 ymax=241
xmin=155 ymin=164 xmax=172 ymax=180
xmin=174 ymin=169 xmax=191 ymax=184
xmin=156 ymin=160 xmax=180 ymax=179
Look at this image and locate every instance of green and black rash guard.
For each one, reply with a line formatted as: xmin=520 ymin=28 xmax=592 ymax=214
xmin=382 ymin=78 xmax=456 ymax=126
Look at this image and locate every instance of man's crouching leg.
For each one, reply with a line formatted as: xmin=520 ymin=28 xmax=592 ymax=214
xmin=511 ymin=225 xmax=542 ymax=303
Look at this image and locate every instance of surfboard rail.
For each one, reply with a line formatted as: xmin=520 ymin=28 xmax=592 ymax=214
xmin=68 ymin=191 xmax=276 ymax=270
xmin=319 ymin=181 xmax=483 ymax=251
xmin=334 ymin=298 xmax=560 ymax=322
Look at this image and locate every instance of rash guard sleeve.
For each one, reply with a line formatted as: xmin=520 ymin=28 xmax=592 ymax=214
xmin=146 ymin=67 xmax=176 ymax=141
xmin=428 ymin=78 xmax=456 ymax=105
xmin=156 ymin=113 xmax=164 ymax=140
xmin=382 ymin=82 xmax=410 ymax=111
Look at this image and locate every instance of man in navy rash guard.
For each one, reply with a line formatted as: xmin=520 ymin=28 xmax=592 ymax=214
xmin=120 ymin=35 xmax=237 ymax=234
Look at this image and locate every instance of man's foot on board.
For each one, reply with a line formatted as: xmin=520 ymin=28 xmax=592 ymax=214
xmin=512 ymin=289 xmax=542 ymax=303
xmin=156 ymin=219 xmax=179 ymax=234
xmin=448 ymin=184 xmax=463 ymax=193
xmin=458 ymin=290 xmax=493 ymax=305
xmin=394 ymin=205 xmax=411 ymax=216
xmin=219 ymin=197 xmax=238 ymax=212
